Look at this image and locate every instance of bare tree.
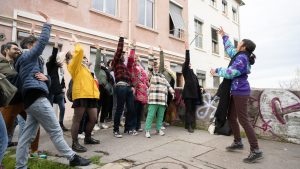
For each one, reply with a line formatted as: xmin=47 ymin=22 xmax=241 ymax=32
xmin=279 ymin=68 xmax=300 ymax=90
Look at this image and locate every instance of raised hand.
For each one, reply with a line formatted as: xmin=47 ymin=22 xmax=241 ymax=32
xmin=184 ymin=41 xmax=189 ymax=50
xmin=148 ymin=46 xmax=153 ymax=55
xmin=158 ymin=45 xmax=163 ymax=51
xmin=218 ymin=26 xmax=225 ymax=37
xmin=30 ymin=23 xmax=36 ymax=35
xmin=54 ymin=34 xmax=60 ymax=48
xmin=37 ymin=11 xmax=51 ymax=23
xmin=71 ymin=34 xmax=79 ymax=45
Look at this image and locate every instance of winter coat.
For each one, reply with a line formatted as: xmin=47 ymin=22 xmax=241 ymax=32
xmin=46 ymin=47 xmax=66 ymax=95
xmin=182 ymin=50 xmax=202 ymax=102
xmin=67 ymin=44 xmax=99 ymax=100
xmin=15 ymin=23 xmax=51 ymax=96
xmin=216 ymin=35 xmax=251 ymax=96
xmin=94 ymin=48 xmax=114 ymax=95
xmin=148 ymin=72 xmax=174 ymax=106
xmin=127 ymin=49 xmax=149 ymax=104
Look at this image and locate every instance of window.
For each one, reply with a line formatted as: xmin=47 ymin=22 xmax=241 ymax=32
xmin=222 ymin=0 xmax=228 ymax=14
xmin=213 ymin=76 xmax=220 ymax=88
xmin=169 ymin=2 xmax=185 ymax=39
xmin=92 ymin=0 xmax=117 ymax=16
xmin=138 ymin=0 xmax=154 ymax=28
xmin=194 ymin=19 xmax=203 ymax=48
xmin=232 ymin=8 xmax=238 ymax=22
xmin=210 ymin=0 xmax=216 ymax=8
xmin=211 ymin=27 xmax=219 ymax=54
xmin=197 ymin=70 xmax=206 ymax=87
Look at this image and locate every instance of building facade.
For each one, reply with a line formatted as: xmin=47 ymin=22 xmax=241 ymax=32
xmin=188 ymin=0 xmax=244 ymax=88
xmin=0 ymin=0 xmax=189 ymax=119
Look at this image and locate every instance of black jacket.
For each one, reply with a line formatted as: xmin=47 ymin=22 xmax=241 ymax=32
xmin=182 ymin=50 xmax=202 ymax=102
xmin=46 ymin=47 xmax=65 ymax=95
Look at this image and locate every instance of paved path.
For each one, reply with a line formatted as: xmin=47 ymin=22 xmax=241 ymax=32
xmin=32 ymin=122 xmax=300 ymax=169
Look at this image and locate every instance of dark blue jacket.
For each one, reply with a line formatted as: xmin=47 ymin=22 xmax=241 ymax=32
xmin=15 ymin=23 xmax=52 ymax=96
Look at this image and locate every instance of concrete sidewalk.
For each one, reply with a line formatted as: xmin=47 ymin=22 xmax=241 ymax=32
xmin=35 ymin=122 xmax=300 ymax=169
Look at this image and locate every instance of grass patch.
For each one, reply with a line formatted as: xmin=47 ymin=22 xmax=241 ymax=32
xmin=89 ymin=155 xmax=105 ymax=166
xmin=2 ymin=149 xmax=75 ymax=169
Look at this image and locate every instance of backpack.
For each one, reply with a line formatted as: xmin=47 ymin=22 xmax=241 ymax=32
xmin=66 ymin=80 xmax=73 ymax=102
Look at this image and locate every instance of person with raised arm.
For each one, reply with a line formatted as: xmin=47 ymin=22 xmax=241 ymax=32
xmin=15 ymin=11 xmax=90 ymax=168
xmin=67 ymin=34 xmax=100 ymax=153
xmin=182 ymin=41 xmax=203 ymax=133
xmin=210 ymin=26 xmax=262 ymax=163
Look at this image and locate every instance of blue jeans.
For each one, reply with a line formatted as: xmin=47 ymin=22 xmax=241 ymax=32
xmin=49 ymin=93 xmax=66 ymax=123
xmin=0 ymin=112 xmax=8 ymax=163
xmin=17 ymin=115 xmax=26 ymax=140
xmin=113 ymin=86 xmax=136 ymax=132
xmin=16 ymin=97 xmax=75 ymax=169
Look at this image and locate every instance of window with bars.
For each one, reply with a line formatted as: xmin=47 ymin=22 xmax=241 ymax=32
xmin=222 ymin=0 xmax=228 ymax=14
xmin=92 ymin=0 xmax=117 ymax=16
xmin=232 ymin=8 xmax=238 ymax=22
xmin=138 ymin=0 xmax=154 ymax=28
xmin=194 ymin=19 xmax=203 ymax=49
xmin=211 ymin=28 xmax=219 ymax=54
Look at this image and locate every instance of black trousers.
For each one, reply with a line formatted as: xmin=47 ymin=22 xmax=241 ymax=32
xmin=184 ymin=99 xmax=197 ymax=129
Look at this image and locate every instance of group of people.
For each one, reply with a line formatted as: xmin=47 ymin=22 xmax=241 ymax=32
xmin=0 ymin=11 xmax=263 ymax=169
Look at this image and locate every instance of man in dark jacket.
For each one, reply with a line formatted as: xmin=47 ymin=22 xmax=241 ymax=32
xmin=182 ymin=42 xmax=203 ymax=133
xmin=46 ymin=35 xmax=68 ymax=131
xmin=14 ymin=11 xmax=90 ymax=168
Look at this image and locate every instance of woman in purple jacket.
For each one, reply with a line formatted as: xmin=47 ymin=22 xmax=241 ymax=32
xmin=210 ymin=27 xmax=263 ymax=163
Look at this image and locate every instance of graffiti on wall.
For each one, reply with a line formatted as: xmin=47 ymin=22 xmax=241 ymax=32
xmin=170 ymin=88 xmax=300 ymax=144
xmin=254 ymin=89 xmax=300 ymax=144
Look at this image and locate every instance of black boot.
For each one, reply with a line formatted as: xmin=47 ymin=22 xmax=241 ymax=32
xmin=60 ymin=122 xmax=69 ymax=132
xmin=69 ymin=154 xmax=91 ymax=166
xmin=84 ymin=136 xmax=100 ymax=144
xmin=72 ymin=140 xmax=87 ymax=153
xmin=188 ymin=125 xmax=194 ymax=133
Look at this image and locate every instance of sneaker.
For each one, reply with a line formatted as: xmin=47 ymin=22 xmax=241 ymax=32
xmin=114 ymin=131 xmax=123 ymax=138
xmin=145 ymin=131 xmax=151 ymax=138
xmin=163 ymin=122 xmax=170 ymax=126
xmin=78 ymin=133 xmax=85 ymax=139
xmin=84 ymin=137 xmax=100 ymax=144
xmin=161 ymin=126 xmax=166 ymax=130
xmin=128 ymin=130 xmax=138 ymax=136
xmin=69 ymin=154 xmax=91 ymax=166
xmin=243 ymin=150 xmax=263 ymax=163
xmin=226 ymin=142 xmax=244 ymax=151
xmin=93 ymin=125 xmax=100 ymax=131
xmin=156 ymin=129 xmax=165 ymax=136
xmin=72 ymin=142 xmax=87 ymax=153
xmin=101 ymin=123 xmax=109 ymax=129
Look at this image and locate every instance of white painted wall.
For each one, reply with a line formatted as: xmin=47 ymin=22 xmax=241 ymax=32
xmin=188 ymin=0 xmax=242 ymax=88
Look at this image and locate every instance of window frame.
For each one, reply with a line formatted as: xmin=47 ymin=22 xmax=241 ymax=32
xmin=211 ymin=27 xmax=219 ymax=54
xmin=138 ymin=0 xmax=155 ymax=28
xmin=222 ymin=0 xmax=228 ymax=15
xmin=91 ymin=0 xmax=118 ymax=16
xmin=194 ymin=19 xmax=203 ymax=49
xmin=169 ymin=2 xmax=185 ymax=39
xmin=232 ymin=7 xmax=238 ymax=22
xmin=210 ymin=0 xmax=217 ymax=8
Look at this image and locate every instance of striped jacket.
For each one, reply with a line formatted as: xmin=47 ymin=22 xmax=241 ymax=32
xmin=148 ymin=73 xmax=174 ymax=106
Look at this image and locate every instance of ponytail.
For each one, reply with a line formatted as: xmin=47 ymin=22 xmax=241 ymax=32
xmin=248 ymin=53 xmax=256 ymax=65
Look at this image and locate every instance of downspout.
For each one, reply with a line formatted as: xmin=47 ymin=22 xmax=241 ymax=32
xmin=128 ymin=0 xmax=132 ymax=42
xmin=12 ymin=10 xmax=18 ymax=41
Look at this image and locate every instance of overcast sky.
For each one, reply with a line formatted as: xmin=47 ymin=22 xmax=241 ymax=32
xmin=239 ymin=0 xmax=300 ymax=88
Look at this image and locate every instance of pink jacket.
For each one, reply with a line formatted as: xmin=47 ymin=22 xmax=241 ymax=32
xmin=127 ymin=49 xmax=149 ymax=104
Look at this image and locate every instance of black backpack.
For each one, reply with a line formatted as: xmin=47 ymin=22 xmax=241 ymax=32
xmin=66 ymin=80 xmax=73 ymax=102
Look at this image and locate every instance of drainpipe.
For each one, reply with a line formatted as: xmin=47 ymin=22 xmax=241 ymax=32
xmin=128 ymin=0 xmax=132 ymax=42
xmin=12 ymin=10 xmax=18 ymax=41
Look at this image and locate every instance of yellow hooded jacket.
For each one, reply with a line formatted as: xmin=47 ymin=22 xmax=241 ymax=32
xmin=67 ymin=44 xmax=100 ymax=100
